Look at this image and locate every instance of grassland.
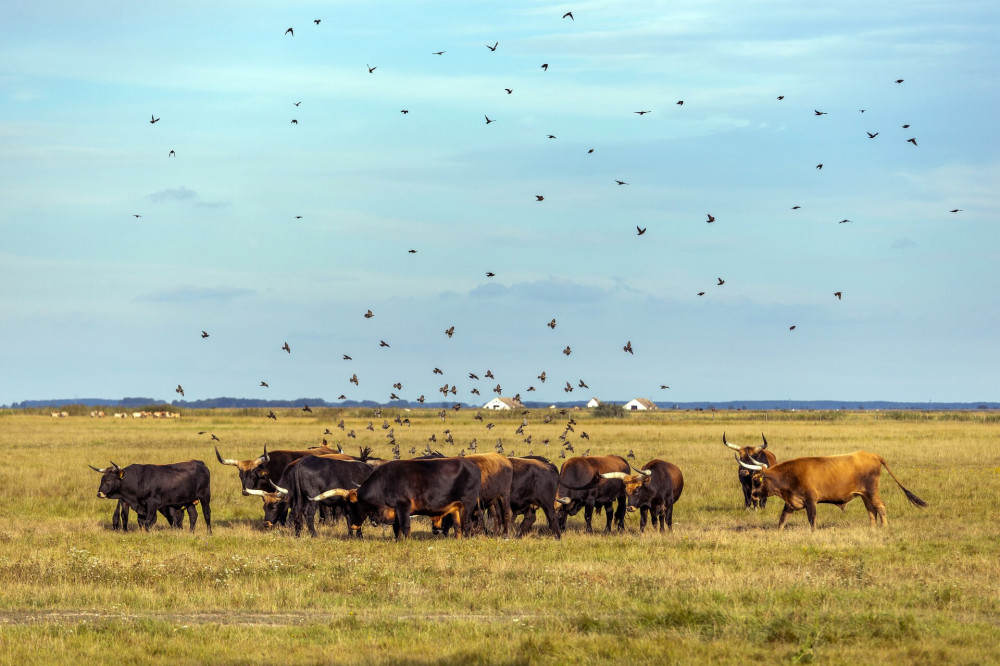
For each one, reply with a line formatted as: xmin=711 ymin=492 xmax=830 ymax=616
xmin=1 ymin=408 xmax=998 ymax=664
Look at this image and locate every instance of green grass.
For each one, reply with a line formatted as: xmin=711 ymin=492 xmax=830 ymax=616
xmin=1 ymin=410 xmax=998 ymax=664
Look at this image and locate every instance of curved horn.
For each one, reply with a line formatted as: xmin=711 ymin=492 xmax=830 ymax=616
xmin=735 ymin=453 xmax=764 ymax=471
xmin=554 ymin=497 xmax=572 ymax=505
xmin=254 ymin=444 xmax=269 ymax=467
xmin=215 ymin=447 xmax=239 ymax=466
xmin=723 ymin=432 xmax=740 ymax=451
xmin=267 ymin=480 xmax=289 ymax=496
xmin=600 ymin=472 xmax=628 ymax=480
xmin=110 ymin=461 xmax=121 ymax=472
xmin=243 ymin=488 xmax=269 ymax=497
xmin=628 ymin=462 xmax=652 ymax=476
xmin=89 ymin=464 xmax=108 ymax=473
xmin=311 ymin=488 xmax=352 ymax=502
xmin=760 ymin=433 xmax=768 ymax=450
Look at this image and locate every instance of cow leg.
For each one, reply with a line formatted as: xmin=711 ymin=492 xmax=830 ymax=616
xmin=742 ymin=481 xmax=753 ymax=509
xmin=304 ymin=502 xmax=319 ymax=538
xmin=539 ymin=503 xmax=561 ymax=540
xmin=614 ymin=499 xmax=626 ymax=533
xmin=638 ymin=506 xmax=648 ymax=533
xmin=777 ymin=503 xmax=795 ymax=529
xmin=517 ymin=510 xmax=536 ymax=538
xmin=113 ymin=501 xmax=126 ymax=531
xmin=663 ymin=501 xmax=673 ymax=532
xmin=805 ymin=501 xmax=818 ymax=531
xmin=394 ymin=502 xmax=411 ymax=539
xmin=583 ymin=504 xmax=595 ymax=533
xmin=859 ymin=495 xmax=879 ymax=527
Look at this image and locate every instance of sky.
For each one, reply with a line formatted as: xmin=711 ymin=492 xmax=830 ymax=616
xmin=1 ymin=0 xmax=998 ymax=406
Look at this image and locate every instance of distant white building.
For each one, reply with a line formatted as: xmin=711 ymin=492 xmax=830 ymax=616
xmin=483 ymin=396 xmax=522 ymax=411
xmin=586 ymin=397 xmax=601 ymax=408
xmin=623 ymin=398 xmax=658 ymax=411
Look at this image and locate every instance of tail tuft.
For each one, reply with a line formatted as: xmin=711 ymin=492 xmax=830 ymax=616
xmin=902 ymin=487 xmax=928 ymax=508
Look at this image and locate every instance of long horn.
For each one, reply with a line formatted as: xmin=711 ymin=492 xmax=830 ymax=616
xmin=215 ymin=447 xmax=239 ymax=466
xmin=554 ymin=497 xmax=572 ymax=505
xmin=243 ymin=488 xmax=269 ymax=497
xmin=760 ymin=433 xmax=768 ymax=450
xmin=89 ymin=464 xmax=108 ymax=473
xmin=267 ymin=480 xmax=289 ymax=496
xmin=600 ymin=472 xmax=628 ymax=480
xmin=723 ymin=432 xmax=740 ymax=451
xmin=735 ymin=453 xmax=764 ymax=471
xmin=255 ymin=444 xmax=269 ymax=467
xmin=628 ymin=462 xmax=652 ymax=476
xmin=311 ymin=488 xmax=352 ymax=502
xmin=110 ymin=461 xmax=121 ymax=471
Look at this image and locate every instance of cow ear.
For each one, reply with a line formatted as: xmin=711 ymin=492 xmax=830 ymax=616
xmin=117 ymin=470 xmax=124 ymax=479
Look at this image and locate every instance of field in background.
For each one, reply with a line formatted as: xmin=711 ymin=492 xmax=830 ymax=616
xmin=1 ymin=409 xmax=998 ymax=664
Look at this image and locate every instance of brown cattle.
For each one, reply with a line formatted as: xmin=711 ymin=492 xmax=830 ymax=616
xmin=737 ymin=451 xmax=927 ymax=530
xmin=438 ymin=453 xmax=513 ymax=536
xmin=555 ymin=455 xmax=629 ymax=533
xmin=724 ymin=432 xmax=777 ymax=509
xmin=601 ymin=459 xmax=683 ymax=532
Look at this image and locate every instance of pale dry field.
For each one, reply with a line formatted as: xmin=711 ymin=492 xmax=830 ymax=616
xmin=1 ymin=408 xmax=998 ymax=664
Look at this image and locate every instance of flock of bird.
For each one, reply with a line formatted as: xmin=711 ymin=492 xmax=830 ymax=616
xmin=131 ymin=9 xmax=953 ymax=429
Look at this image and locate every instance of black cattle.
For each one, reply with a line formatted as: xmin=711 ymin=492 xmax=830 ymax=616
xmin=311 ymin=458 xmax=481 ymax=539
xmin=112 ymin=500 xmax=193 ymax=531
xmin=508 ymin=456 xmax=562 ymax=539
xmin=601 ymin=460 xmax=684 ymax=532
xmin=90 ymin=460 xmax=212 ymax=533
xmin=555 ymin=455 xmax=629 ymax=533
xmin=249 ymin=456 xmax=373 ymax=538
xmin=723 ymin=432 xmax=777 ymax=509
xmin=215 ymin=445 xmax=338 ymax=494
xmin=259 ymin=492 xmax=289 ymax=528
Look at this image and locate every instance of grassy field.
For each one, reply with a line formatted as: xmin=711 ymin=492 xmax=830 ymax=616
xmin=1 ymin=408 xmax=998 ymax=664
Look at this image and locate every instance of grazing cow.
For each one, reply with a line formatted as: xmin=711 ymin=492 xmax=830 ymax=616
xmin=555 ymin=455 xmax=630 ymax=533
xmin=247 ymin=456 xmax=373 ymax=538
xmin=114 ymin=412 xmax=127 ymax=419
xmin=508 ymin=456 xmax=562 ymax=539
xmin=112 ymin=499 xmax=193 ymax=531
xmin=724 ymin=432 xmax=778 ymax=509
xmin=600 ymin=460 xmax=684 ymax=532
xmin=215 ymin=445 xmax=338 ymax=494
xmin=311 ymin=458 xmax=481 ymax=539
xmin=736 ymin=451 xmax=928 ymax=530
xmin=90 ymin=460 xmax=212 ymax=533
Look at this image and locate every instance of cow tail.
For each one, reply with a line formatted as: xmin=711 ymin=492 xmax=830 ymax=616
xmin=880 ymin=457 xmax=928 ymax=508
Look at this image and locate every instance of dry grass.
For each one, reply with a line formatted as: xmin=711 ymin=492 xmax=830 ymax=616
xmin=1 ymin=409 xmax=998 ymax=664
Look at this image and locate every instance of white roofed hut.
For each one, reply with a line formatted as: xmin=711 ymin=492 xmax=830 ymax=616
xmin=483 ymin=396 xmax=522 ymax=411
xmin=623 ymin=398 xmax=658 ymax=411
xmin=586 ymin=397 xmax=601 ymax=408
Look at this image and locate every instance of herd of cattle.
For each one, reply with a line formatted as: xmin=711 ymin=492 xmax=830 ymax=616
xmin=88 ymin=432 xmax=927 ymax=538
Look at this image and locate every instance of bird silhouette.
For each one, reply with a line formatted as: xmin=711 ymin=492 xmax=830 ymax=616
xmin=201 ymin=330 xmax=209 ymax=338
xmin=486 ymin=271 xmax=496 ymax=277
xmin=293 ymin=102 xmax=301 ymax=106
xmin=697 ymin=291 xmax=705 ymax=296
xmin=706 ymin=213 xmax=716 ymax=223
xmin=547 ymin=135 xmax=556 ymax=139
xmin=676 ymin=100 xmax=684 ymax=105
xmin=536 ymin=195 xmax=544 ymax=201
xmin=364 ymin=309 xmax=374 ymax=318
xmin=907 ymin=138 xmax=918 ymax=146
xmin=267 ymin=411 xmax=277 ymax=421
xmin=390 ymin=393 xmax=400 ymax=400
xmin=408 ymin=249 xmax=417 ymax=253
xmin=302 ymin=404 xmax=312 ymax=413
xmin=615 ymin=180 xmax=628 ymax=185
xmin=634 ymin=110 xmax=651 ymax=115
xmin=417 ymin=395 xmax=426 ymax=403
xmin=660 ymin=385 xmax=670 ymax=389
xmin=343 ymin=354 xmax=352 ymax=360
xmin=149 ymin=115 xmax=160 ymax=124
xmin=132 ymin=214 xmax=142 ymax=218
xmin=547 ymin=319 xmax=556 ymax=329
xmin=834 ymin=292 xmax=842 ymax=300
xmin=211 ymin=434 xmax=220 ymax=441
xmin=260 ymin=381 xmax=268 ymax=387
xmin=176 ymin=385 xmax=184 ymax=396
xmin=469 ymin=372 xmax=479 ymax=380
xmin=838 ymin=219 xmax=852 ymax=224
xmin=393 ymin=382 xmax=402 ymax=390
xmin=636 ymin=226 xmax=646 ymax=236
xmin=777 ymin=95 xmax=785 ymax=100
xmin=471 ymin=388 xmax=480 ymax=395
xmin=578 ymin=379 xmax=588 ymax=389
xmin=563 ymin=11 xmax=574 ymax=19
xmin=895 ymin=78 xmax=904 ymax=84
xmin=541 ymin=63 xmax=548 ymax=70
xmin=401 ymin=110 xmax=408 ymax=114
xmin=282 ymin=342 xmax=291 ymax=353
xmin=486 ymin=42 xmax=498 ymax=51
xmin=563 ymin=346 xmax=572 ymax=356
xmin=379 ymin=340 xmax=390 ymax=348
xmin=285 ymin=28 xmax=293 ymax=36
xmin=791 ymin=206 xmax=801 ymax=210
xmin=564 ymin=382 xmax=573 ymax=393
xmin=949 ymin=209 xmax=962 ymax=213
xmin=623 ymin=341 xmax=633 ymax=354
xmin=367 ymin=64 xmax=376 ymax=73
xmin=168 ymin=150 xmax=175 ymax=157
xmin=867 ymin=132 xmax=879 ymax=138
xmin=350 ymin=374 xmax=359 ymax=386
xmin=814 ymin=110 xmax=827 ymax=116
xmin=505 ymin=88 xmax=513 ymax=94
xmin=290 ymin=119 xmax=298 ymax=124
xmin=433 ymin=368 xmax=443 ymax=375
xmin=902 ymin=124 xmax=911 ymax=129
xmin=588 ymin=148 xmax=594 ymax=153
xmin=433 ymin=51 xmax=445 ymax=55
xmin=485 ymin=116 xmax=495 ymax=124
xmin=538 ymin=371 xmax=546 ymax=383
xmin=627 ymin=449 xmax=635 ymax=459
xmin=816 ymin=164 xmax=823 ymax=170
xmin=717 ymin=278 xmax=725 ymax=285
xmin=789 ymin=325 xmax=796 ymax=331
xmin=445 ymin=326 xmax=455 ymax=338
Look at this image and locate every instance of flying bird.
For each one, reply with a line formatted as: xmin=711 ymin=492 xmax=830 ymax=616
xmin=201 ymin=330 xmax=209 ymax=338
xmin=149 ymin=115 xmax=160 ymax=124
xmin=789 ymin=325 xmax=796 ymax=331
xmin=660 ymin=385 xmax=670 ymax=389
xmin=895 ymin=78 xmax=904 ymax=84
xmin=314 ymin=19 xmax=321 ymax=25
xmin=393 ymin=382 xmax=402 ymax=390
xmin=401 ymin=110 xmax=408 ymax=114
xmin=536 ymin=195 xmax=544 ymax=201
xmin=302 ymin=404 xmax=312 ymax=413
xmin=814 ymin=110 xmax=827 ymax=116
xmin=547 ymin=135 xmax=556 ymax=139
xmin=563 ymin=346 xmax=572 ymax=356
xmin=408 ymin=249 xmax=417 ymax=253
xmin=547 ymin=319 xmax=556 ymax=329
xmin=949 ymin=209 xmax=962 ymax=213
xmin=485 ymin=370 xmax=494 ymax=379
xmin=706 ymin=213 xmax=716 ymax=223
xmin=379 ymin=340 xmax=390 ymax=348
xmin=445 ymin=326 xmax=455 ymax=338
xmin=623 ymin=341 xmax=633 ymax=354
xmin=717 ymin=278 xmax=725 ymax=285
xmin=364 ymin=309 xmax=374 ymax=318
xmin=541 ymin=63 xmax=548 ymax=70
xmin=343 ymin=354 xmax=352 ymax=360
xmin=907 ymin=138 xmax=918 ymax=146
xmin=791 ymin=206 xmax=801 ymax=210
xmin=168 ymin=150 xmax=175 ymax=157
xmin=777 ymin=95 xmax=784 ymax=100
xmin=175 ymin=385 xmax=184 ymax=396
xmin=867 ymin=132 xmax=878 ymax=138
xmin=486 ymin=42 xmax=498 ymax=51
xmin=538 ymin=371 xmax=546 ymax=383
xmin=697 ymin=291 xmax=705 ymax=296
xmin=562 ymin=11 xmax=574 ymax=20
xmin=285 ymin=27 xmax=293 ymax=36
xmin=578 ymin=379 xmax=588 ymax=389
xmin=267 ymin=411 xmax=277 ymax=421
xmin=902 ymin=124 xmax=911 ymax=129
xmin=367 ymin=64 xmax=376 ymax=73
xmin=504 ymin=88 xmax=513 ymax=94
xmin=486 ymin=272 xmax=496 ymax=277
xmin=834 ymin=292 xmax=842 ymax=300
xmin=291 ymin=119 xmax=298 ymax=124
xmin=634 ymin=110 xmax=651 ymax=115
xmin=816 ymin=164 xmax=823 ymax=170
xmin=132 ymin=214 xmax=142 ymax=218
xmin=615 ymin=180 xmax=628 ymax=185
xmin=485 ymin=115 xmax=495 ymax=124
xmin=260 ymin=381 xmax=269 ymax=387
xmin=433 ymin=51 xmax=445 ymax=55
xmin=293 ymin=101 xmax=301 ymax=106
xmin=433 ymin=368 xmax=443 ymax=375
xmin=838 ymin=219 xmax=852 ymax=224
xmin=587 ymin=148 xmax=594 ymax=153
xmin=676 ymin=100 xmax=684 ymax=105
xmin=636 ymin=226 xmax=646 ymax=236
xmin=282 ymin=342 xmax=291 ymax=353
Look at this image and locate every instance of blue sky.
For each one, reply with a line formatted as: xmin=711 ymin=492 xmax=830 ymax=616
xmin=1 ymin=0 xmax=997 ymax=405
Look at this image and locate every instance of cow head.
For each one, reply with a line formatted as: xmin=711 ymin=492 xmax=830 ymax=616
xmin=310 ymin=487 xmax=369 ymax=531
xmin=244 ymin=487 xmax=288 ymax=528
xmin=600 ymin=465 xmax=653 ymax=509
xmin=89 ymin=462 xmax=125 ymax=499
xmin=215 ymin=446 xmax=269 ymax=494
xmin=735 ymin=454 xmax=771 ymax=502
xmin=724 ymin=432 xmax=769 ymax=477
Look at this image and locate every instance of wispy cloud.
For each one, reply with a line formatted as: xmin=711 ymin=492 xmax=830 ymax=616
xmin=147 ymin=186 xmax=197 ymax=202
xmin=136 ymin=286 xmax=256 ymax=303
